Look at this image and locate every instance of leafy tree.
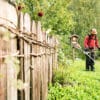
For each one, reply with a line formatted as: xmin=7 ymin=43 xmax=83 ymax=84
xmin=19 ymin=0 xmax=75 ymax=35
xmin=69 ymin=0 xmax=100 ymax=48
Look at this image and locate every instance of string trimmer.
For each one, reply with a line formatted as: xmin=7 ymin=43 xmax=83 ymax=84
xmin=72 ymin=43 xmax=95 ymax=62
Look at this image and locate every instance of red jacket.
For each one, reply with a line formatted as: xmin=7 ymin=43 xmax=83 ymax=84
xmin=84 ymin=35 xmax=99 ymax=49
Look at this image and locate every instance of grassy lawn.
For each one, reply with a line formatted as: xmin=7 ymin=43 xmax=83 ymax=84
xmin=48 ymin=60 xmax=100 ymax=100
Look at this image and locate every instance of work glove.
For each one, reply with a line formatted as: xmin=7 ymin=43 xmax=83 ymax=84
xmin=84 ymin=48 xmax=89 ymax=52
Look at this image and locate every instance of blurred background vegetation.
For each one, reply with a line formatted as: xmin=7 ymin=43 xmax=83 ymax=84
xmin=16 ymin=0 xmax=100 ymax=64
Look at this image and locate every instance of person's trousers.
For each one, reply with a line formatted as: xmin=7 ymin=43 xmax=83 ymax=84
xmin=86 ymin=52 xmax=95 ymax=71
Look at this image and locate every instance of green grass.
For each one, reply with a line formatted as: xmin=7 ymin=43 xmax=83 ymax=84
xmin=48 ymin=60 xmax=100 ymax=100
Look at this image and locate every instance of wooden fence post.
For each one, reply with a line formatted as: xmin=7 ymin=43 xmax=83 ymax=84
xmin=23 ymin=13 xmax=31 ymax=100
xmin=54 ymin=38 xmax=58 ymax=69
xmin=47 ymin=36 xmax=53 ymax=83
xmin=41 ymin=30 xmax=48 ymax=100
xmin=51 ymin=37 xmax=54 ymax=68
xmin=6 ymin=4 xmax=18 ymax=100
xmin=31 ymin=20 xmax=37 ymax=100
xmin=0 ymin=34 xmax=8 ymax=100
xmin=35 ymin=21 xmax=41 ymax=100
xmin=18 ymin=12 xmax=24 ymax=100
xmin=0 ymin=2 xmax=18 ymax=100
xmin=52 ymin=37 xmax=58 ymax=70
xmin=7 ymin=33 xmax=17 ymax=100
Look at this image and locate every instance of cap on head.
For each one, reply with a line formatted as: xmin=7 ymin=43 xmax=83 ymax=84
xmin=90 ymin=28 xmax=97 ymax=35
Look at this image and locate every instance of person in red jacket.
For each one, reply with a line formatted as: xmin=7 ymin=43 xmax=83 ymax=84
xmin=84 ymin=28 xmax=100 ymax=71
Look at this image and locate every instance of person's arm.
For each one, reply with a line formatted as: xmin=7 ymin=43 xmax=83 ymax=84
xmin=84 ymin=36 xmax=89 ymax=48
xmin=95 ymin=38 xmax=100 ymax=48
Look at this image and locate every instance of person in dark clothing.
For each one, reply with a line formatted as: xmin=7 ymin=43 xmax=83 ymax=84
xmin=84 ymin=28 xmax=100 ymax=71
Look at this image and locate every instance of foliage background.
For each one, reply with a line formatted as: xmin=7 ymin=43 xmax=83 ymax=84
xmin=16 ymin=0 xmax=100 ymax=62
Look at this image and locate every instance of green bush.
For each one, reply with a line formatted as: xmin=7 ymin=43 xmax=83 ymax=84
xmin=52 ymin=64 xmax=71 ymax=85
